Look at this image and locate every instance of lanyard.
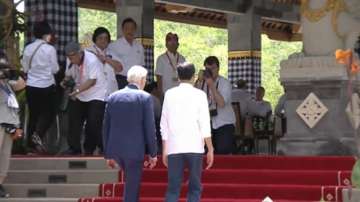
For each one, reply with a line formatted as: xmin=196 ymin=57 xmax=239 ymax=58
xmin=202 ymin=80 xmax=219 ymax=107
xmin=165 ymin=52 xmax=179 ymax=72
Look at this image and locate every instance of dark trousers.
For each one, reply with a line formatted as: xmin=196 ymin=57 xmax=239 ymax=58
xmin=116 ymin=75 xmax=128 ymax=89
xmin=115 ymin=157 xmax=143 ymax=202
xmin=67 ymin=99 xmax=105 ymax=154
xmin=212 ymin=124 xmax=236 ymax=154
xmin=165 ymin=153 xmax=203 ymax=202
xmin=25 ymin=85 xmax=56 ymax=147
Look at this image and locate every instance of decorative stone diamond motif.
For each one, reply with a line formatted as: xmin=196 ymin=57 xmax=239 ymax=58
xmin=105 ymin=189 xmax=112 ymax=197
xmin=296 ymin=92 xmax=328 ymax=128
xmin=345 ymin=93 xmax=360 ymax=129
xmin=343 ymin=178 xmax=351 ymax=186
xmin=326 ymin=193 xmax=334 ymax=201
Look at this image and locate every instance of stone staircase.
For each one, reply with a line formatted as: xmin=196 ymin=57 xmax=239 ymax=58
xmin=0 ymin=157 xmax=117 ymax=202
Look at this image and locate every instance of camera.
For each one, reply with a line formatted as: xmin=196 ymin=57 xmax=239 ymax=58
xmin=63 ymin=78 xmax=76 ymax=89
xmin=0 ymin=64 xmax=19 ymax=81
xmin=210 ymin=109 xmax=218 ymax=117
xmin=203 ymin=68 xmax=213 ymax=79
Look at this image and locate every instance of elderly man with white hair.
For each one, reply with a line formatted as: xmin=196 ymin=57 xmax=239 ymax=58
xmin=102 ymin=65 xmax=158 ymax=202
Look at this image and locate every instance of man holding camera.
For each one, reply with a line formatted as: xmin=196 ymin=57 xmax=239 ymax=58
xmin=198 ymin=56 xmax=236 ymax=154
xmin=62 ymin=42 xmax=107 ymax=155
xmin=0 ymin=50 xmax=24 ymax=197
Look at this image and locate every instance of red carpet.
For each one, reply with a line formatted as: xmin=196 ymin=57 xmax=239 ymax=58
xmin=78 ymin=155 xmax=356 ymax=202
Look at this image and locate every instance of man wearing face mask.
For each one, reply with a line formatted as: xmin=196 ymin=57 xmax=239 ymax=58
xmin=108 ymin=18 xmax=145 ymax=89
xmin=0 ymin=50 xmax=24 ymax=197
xmin=155 ymin=32 xmax=186 ymax=95
xmin=197 ymin=56 xmax=236 ymax=154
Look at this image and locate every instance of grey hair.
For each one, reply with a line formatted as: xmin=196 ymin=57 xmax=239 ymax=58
xmin=127 ymin=65 xmax=148 ymax=83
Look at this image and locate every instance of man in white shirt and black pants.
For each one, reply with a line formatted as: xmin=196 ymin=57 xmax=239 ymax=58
xmin=108 ymin=18 xmax=145 ymax=89
xmin=62 ymin=42 xmax=107 ymax=155
xmin=161 ymin=62 xmax=214 ymax=202
xmin=198 ymin=56 xmax=236 ymax=154
xmin=155 ymin=32 xmax=186 ymax=96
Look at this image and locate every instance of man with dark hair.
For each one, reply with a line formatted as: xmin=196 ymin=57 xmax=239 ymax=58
xmin=108 ymin=17 xmax=145 ymax=89
xmin=144 ymin=81 xmax=162 ymax=152
xmin=21 ymin=21 xmax=59 ymax=154
xmin=161 ymin=62 xmax=214 ymax=202
xmin=248 ymin=86 xmax=272 ymax=118
xmin=197 ymin=56 xmax=236 ymax=154
xmin=155 ymin=32 xmax=186 ymax=95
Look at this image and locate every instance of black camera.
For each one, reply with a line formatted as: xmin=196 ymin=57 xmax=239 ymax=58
xmin=210 ymin=109 xmax=218 ymax=117
xmin=63 ymin=78 xmax=76 ymax=89
xmin=203 ymin=68 xmax=213 ymax=79
xmin=0 ymin=65 xmax=19 ymax=80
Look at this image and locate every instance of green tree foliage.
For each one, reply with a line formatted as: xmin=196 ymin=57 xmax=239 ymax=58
xmin=154 ymin=20 xmax=228 ymax=77
xmin=78 ymin=8 xmax=302 ymax=107
xmin=78 ymin=8 xmax=117 ymax=40
xmin=261 ymin=35 xmax=302 ymax=107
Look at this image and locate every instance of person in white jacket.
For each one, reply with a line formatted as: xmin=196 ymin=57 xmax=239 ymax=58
xmin=161 ymin=62 xmax=214 ymax=202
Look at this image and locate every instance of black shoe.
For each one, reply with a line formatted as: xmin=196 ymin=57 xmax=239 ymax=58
xmin=62 ymin=148 xmax=81 ymax=155
xmin=0 ymin=185 xmax=9 ymax=198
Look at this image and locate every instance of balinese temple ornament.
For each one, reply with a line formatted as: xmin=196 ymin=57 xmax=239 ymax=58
xmin=301 ymin=0 xmax=346 ymax=38
xmin=296 ymin=92 xmax=328 ymax=128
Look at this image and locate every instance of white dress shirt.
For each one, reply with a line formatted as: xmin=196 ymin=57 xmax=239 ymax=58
xmin=65 ymin=50 xmax=107 ymax=102
xmin=108 ymin=37 xmax=145 ymax=76
xmin=200 ymin=76 xmax=236 ymax=129
xmin=155 ymin=51 xmax=186 ymax=93
xmin=248 ymin=99 xmax=272 ymax=117
xmin=22 ymin=39 xmax=59 ymax=88
xmin=161 ymin=83 xmax=211 ymax=155
xmin=86 ymin=45 xmax=119 ymax=97
xmin=232 ymin=89 xmax=252 ymax=118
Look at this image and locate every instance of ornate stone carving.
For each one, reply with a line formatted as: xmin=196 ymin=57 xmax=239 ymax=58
xmin=280 ymin=56 xmax=348 ymax=81
xmin=301 ymin=0 xmax=360 ymax=57
xmin=296 ymin=93 xmax=328 ymax=128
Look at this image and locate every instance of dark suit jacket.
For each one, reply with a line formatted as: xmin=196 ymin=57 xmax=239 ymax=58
xmin=103 ymin=84 xmax=157 ymax=160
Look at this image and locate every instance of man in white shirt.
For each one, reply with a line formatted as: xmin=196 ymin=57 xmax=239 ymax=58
xmin=161 ymin=62 xmax=214 ymax=202
xmin=21 ymin=21 xmax=59 ymax=153
xmin=198 ymin=56 xmax=236 ymax=154
xmin=232 ymin=80 xmax=252 ymax=136
xmin=247 ymin=86 xmax=272 ymax=118
xmin=155 ymin=33 xmax=186 ymax=95
xmin=108 ymin=18 xmax=145 ymax=89
xmin=62 ymin=42 xmax=107 ymax=155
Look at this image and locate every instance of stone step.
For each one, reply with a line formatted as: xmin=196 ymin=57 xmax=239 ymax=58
xmin=10 ymin=157 xmax=108 ymax=170
xmin=5 ymin=170 xmax=118 ymax=184
xmin=3 ymin=184 xmax=98 ymax=198
xmin=0 ymin=198 xmax=78 ymax=202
